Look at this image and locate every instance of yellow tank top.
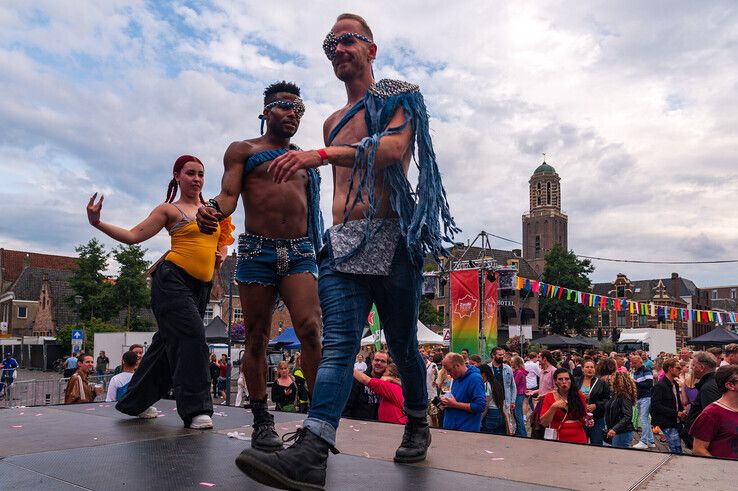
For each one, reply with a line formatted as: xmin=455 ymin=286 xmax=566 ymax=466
xmin=166 ymin=217 xmax=235 ymax=282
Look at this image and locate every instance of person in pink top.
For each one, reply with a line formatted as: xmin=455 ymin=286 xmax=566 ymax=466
xmin=511 ymin=356 xmax=528 ymax=437
xmin=353 ymin=363 xmax=406 ymax=425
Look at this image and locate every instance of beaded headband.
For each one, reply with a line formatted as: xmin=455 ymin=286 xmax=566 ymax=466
xmin=259 ymin=97 xmax=305 ymax=134
xmin=322 ymin=32 xmax=372 ymax=60
xmin=263 ymin=97 xmax=305 ymax=119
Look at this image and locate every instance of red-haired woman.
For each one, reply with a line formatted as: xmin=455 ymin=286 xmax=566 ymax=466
xmin=86 ymin=155 xmax=234 ymax=429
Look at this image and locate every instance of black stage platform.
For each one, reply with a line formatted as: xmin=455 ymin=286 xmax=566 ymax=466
xmin=0 ymin=400 xmax=732 ymax=490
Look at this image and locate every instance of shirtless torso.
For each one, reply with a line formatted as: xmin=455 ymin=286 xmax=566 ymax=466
xmin=323 ymin=104 xmax=411 ymax=224
xmin=225 ymin=138 xmax=309 ymax=238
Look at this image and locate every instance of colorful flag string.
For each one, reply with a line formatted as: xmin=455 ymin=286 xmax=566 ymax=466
xmin=515 ymin=277 xmax=737 ymax=325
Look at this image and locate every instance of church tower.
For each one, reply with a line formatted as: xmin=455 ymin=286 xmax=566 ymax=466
xmin=522 ymin=158 xmax=568 ymax=276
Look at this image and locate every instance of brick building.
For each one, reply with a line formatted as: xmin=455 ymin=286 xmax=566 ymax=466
xmin=522 ymin=160 xmax=568 ymax=276
xmin=0 ymin=248 xmax=77 ymax=293
xmin=1 ymin=249 xmax=79 ymax=337
xmin=592 ymin=272 xmax=714 ymax=347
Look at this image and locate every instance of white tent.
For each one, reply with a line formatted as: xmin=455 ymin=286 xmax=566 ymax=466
xmin=360 ymin=320 xmax=444 ymax=346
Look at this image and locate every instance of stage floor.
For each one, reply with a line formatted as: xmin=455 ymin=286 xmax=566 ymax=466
xmin=0 ymin=400 xmax=732 ymax=490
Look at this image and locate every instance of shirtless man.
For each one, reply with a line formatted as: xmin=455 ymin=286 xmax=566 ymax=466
xmin=197 ymin=81 xmax=322 ymax=452
xmin=235 ymin=14 xmax=458 ymax=490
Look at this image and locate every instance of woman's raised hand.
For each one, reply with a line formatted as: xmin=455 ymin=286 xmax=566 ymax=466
xmin=87 ymin=193 xmax=104 ymax=225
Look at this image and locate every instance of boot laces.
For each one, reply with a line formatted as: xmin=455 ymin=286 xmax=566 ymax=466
xmin=281 ymin=428 xmax=307 ymax=447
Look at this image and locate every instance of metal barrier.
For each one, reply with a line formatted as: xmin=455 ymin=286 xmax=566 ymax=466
xmin=0 ymin=372 xmax=114 ymax=408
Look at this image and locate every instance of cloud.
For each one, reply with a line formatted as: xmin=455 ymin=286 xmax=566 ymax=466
xmin=0 ymin=1 xmax=737 ymax=287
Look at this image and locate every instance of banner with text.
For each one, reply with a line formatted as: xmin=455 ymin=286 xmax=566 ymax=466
xmin=451 ymin=269 xmax=480 ymax=354
xmin=483 ymin=273 xmax=499 ymax=355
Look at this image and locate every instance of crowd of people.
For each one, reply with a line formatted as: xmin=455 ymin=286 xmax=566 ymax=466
xmin=338 ymin=343 xmax=738 ymax=460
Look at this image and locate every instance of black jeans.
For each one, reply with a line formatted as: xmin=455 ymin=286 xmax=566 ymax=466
xmin=116 ymin=261 xmax=213 ymax=426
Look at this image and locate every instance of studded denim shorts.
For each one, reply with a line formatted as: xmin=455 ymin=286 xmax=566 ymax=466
xmin=234 ymin=233 xmax=317 ymax=286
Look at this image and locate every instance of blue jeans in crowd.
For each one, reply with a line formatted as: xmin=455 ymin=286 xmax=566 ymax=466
xmin=481 ymin=407 xmax=507 ymax=435
xmin=304 ymin=240 xmax=426 ymax=447
xmin=637 ymin=397 xmax=654 ymax=444
xmin=661 ymin=427 xmax=683 ymax=454
xmin=514 ymin=394 xmax=527 ymax=437
xmin=612 ymin=431 xmax=634 ymax=448
xmin=585 ymin=417 xmax=606 ymax=445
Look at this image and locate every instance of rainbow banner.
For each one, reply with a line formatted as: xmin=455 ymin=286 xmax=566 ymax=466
xmin=482 ymin=273 xmax=499 ymax=356
xmin=451 ymin=269 xmax=480 ymax=354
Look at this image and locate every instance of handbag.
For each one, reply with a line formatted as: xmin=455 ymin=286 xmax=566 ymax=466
xmin=544 ymin=408 xmax=567 ymax=441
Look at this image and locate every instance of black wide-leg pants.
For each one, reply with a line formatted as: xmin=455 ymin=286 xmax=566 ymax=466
xmin=116 ymin=261 xmax=213 ymax=426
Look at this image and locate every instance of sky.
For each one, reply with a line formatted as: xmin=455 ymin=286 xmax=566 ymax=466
xmin=1 ymin=1 xmax=737 ymax=287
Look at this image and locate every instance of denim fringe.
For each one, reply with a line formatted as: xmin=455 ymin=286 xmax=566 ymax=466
xmin=328 ymin=83 xmax=459 ymax=266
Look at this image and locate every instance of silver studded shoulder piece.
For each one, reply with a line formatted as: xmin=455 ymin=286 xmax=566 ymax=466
xmin=368 ymin=79 xmax=420 ymax=98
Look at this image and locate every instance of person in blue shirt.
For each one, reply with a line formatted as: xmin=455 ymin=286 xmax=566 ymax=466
xmin=440 ymin=352 xmax=487 ymax=432
xmin=1 ymin=353 xmax=19 ymax=394
xmin=64 ymin=353 xmax=78 ymax=378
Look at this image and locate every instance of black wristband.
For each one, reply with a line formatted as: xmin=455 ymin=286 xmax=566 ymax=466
xmin=207 ymin=199 xmax=225 ymax=221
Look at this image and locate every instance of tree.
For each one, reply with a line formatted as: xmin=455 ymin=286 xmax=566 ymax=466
xmin=419 ymin=297 xmax=442 ymax=326
xmin=539 ymin=243 xmax=595 ymax=335
xmin=112 ymin=245 xmax=152 ymax=331
xmin=67 ymin=238 xmax=116 ymax=321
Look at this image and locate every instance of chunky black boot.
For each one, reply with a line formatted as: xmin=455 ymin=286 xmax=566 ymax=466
xmin=394 ymin=414 xmax=431 ymax=463
xmin=250 ymin=399 xmax=283 ymax=452
xmin=235 ymin=428 xmax=338 ymax=490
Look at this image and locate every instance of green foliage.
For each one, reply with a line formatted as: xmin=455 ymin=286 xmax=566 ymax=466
xmin=419 ymin=297 xmax=443 ymax=326
xmin=112 ymin=245 xmax=151 ymax=331
xmin=527 ymin=343 xmax=544 ymax=355
xmin=539 ymin=243 xmax=596 ymax=335
xmin=66 ymin=239 xmax=117 ymax=321
xmin=598 ymin=339 xmax=615 ymax=353
xmin=57 ymin=318 xmax=127 ymax=354
xmin=507 ymin=335 xmax=528 ymax=354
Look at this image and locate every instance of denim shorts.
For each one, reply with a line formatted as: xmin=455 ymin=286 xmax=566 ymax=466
xmin=234 ymin=233 xmax=317 ymax=285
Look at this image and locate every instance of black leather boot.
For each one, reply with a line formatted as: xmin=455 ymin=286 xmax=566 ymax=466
xmin=235 ymin=428 xmax=338 ymax=490
xmin=394 ymin=414 xmax=431 ymax=463
xmin=250 ymin=399 xmax=283 ymax=452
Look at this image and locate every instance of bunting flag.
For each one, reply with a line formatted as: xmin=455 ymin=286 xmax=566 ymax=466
xmin=519 ymin=279 xmax=731 ymax=325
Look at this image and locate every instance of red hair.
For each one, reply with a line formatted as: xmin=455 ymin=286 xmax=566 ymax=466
xmin=166 ymin=155 xmax=206 ymax=204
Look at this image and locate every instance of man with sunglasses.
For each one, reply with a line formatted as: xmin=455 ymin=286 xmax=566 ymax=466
xmin=235 ymin=13 xmax=458 ymax=490
xmin=198 ymin=81 xmax=322 ymax=452
xmin=690 ymin=365 xmax=738 ymax=459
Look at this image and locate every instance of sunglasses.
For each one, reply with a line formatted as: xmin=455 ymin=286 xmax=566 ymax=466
xmin=263 ymin=98 xmax=305 ymax=119
xmin=322 ymin=32 xmax=372 ymax=60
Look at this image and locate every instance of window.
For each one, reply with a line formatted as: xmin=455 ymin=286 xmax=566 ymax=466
xmin=732 ymin=289 xmax=737 ymax=300
xmin=18 ymin=306 xmax=27 ymax=318
xmin=535 ymin=235 xmax=541 ymax=258
xmin=546 ymin=182 xmax=551 ymax=205
xmin=602 ymin=311 xmax=610 ymax=327
xmin=438 ymin=279 xmax=446 ymax=298
xmin=437 ymin=305 xmax=445 ymax=323
xmin=592 ymin=313 xmax=599 ymax=326
xmin=203 ymin=306 xmax=213 ymax=325
xmin=638 ymin=315 xmax=648 ymax=327
xmin=712 ymin=290 xmax=718 ymax=300
xmin=616 ymin=286 xmax=625 ymax=297
xmin=617 ymin=311 xmax=626 ymax=327
xmin=234 ymin=308 xmax=243 ymax=322
xmin=536 ymin=182 xmax=541 ymax=206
